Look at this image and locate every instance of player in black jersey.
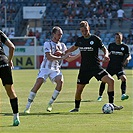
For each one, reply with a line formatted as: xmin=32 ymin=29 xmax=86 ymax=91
xmin=0 ymin=30 xmax=20 ymax=126
xmin=97 ymin=32 xmax=131 ymax=102
xmin=65 ymin=21 xmax=123 ymax=112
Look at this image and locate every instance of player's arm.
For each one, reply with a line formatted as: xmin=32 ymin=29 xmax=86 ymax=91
xmin=123 ymin=54 xmax=132 ymax=66
xmin=101 ymin=46 xmax=110 ymax=62
xmin=65 ymin=45 xmax=78 ymax=54
xmin=45 ymin=52 xmax=70 ymax=61
xmin=4 ymin=38 xmax=15 ymax=68
xmin=65 ymin=53 xmax=81 ymax=62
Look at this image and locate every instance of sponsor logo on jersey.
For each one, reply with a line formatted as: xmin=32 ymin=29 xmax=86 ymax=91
xmin=80 ymin=47 xmax=93 ymax=51
xmin=111 ymin=51 xmax=123 ymax=55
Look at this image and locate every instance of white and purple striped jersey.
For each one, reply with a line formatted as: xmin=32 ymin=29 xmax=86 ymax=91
xmin=40 ymin=40 xmax=67 ymax=70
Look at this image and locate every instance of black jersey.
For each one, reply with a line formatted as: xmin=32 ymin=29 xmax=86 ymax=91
xmin=107 ymin=42 xmax=130 ymax=69
xmin=75 ymin=35 xmax=104 ymax=70
xmin=0 ymin=30 xmax=9 ymax=65
xmin=0 ymin=30 xmax=8 ymax=55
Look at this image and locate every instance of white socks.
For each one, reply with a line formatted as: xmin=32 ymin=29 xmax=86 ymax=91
xmin=13 ymin=113 xmax=19 ymax=120
xmin=26 ymin=91 xmax=36 ymax=109
xmin=49 ymin=90 xmax=60 ymax=105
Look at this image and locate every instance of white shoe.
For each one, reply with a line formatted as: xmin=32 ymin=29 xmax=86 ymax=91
xmin=46 ymin=104 xmax=52 ymax=112
xmin=24 ymin=108 xmax=30 ymax=114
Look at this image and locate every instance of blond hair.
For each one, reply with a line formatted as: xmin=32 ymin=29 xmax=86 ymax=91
xmin=80 ymin=21 xmax=89 ymax=28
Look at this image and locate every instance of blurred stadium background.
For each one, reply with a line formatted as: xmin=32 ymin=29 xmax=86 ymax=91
xmin=1 ymin=0 xmax=133 ymax=69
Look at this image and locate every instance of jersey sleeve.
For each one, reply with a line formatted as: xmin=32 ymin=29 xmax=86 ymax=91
xmin=44 ymin=41 xmax=52 ymax=53
xmin=96 ymin=36 xmax=104 ymax=49
xmin=62 ymin=43 xmax=67 ymax=52
xmin=0 ymin=31 xmax=8 ymax=43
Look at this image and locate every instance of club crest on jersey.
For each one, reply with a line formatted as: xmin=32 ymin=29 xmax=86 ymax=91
xmin=90 ymin=41 xmax=94 ymax=45
xmin=121 ymin=47 xmax=124 ymax=51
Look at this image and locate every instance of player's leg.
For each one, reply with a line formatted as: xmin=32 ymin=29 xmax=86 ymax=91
xmin=101 ymin=74 xmax=123 ymax=110
xmin=70 ymin=70 xmax=89 ymax=112
xmin=46 ymin=73 xmax=63 ymax=112
xmin=119 ymin=75 xmax=129 ymax=100
xmin=1 ymin=66 xmax=20 ymax=126
xmin=5 ymin=84 xmax=20 ymax=126
xmin=97 ymin=82 xmax=106 ymax=101
xmin=24 ymin=78 xmax=44 ymax=113
xmin=24 ymin=68 xmax=47 ymax=114
xmin=70 ymin=84 xmax=86 ymax=112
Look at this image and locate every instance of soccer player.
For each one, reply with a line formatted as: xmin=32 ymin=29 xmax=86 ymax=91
xmin=24 ymin=26 xmax=80 ymax=113
xmin=0 ymin=30 xmax=20 ymax=126
xmin=97 ymin=32 xmax=131 ymax=102
xmin=65 ymin=21 xmax=123 ymax=112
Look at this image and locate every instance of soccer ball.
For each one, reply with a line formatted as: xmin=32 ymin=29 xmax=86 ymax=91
xmin=102 ymin=103 xmax=114 ymax=114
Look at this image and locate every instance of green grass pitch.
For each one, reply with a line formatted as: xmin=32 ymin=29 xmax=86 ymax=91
xmin=0 ymin=69 xmax=133 ymax=133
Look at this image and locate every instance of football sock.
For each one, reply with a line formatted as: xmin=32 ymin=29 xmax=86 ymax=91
xmin=10 ymin=97 xmax=18 ymax=114
xmin=99 ymin=82 xmax=106 ymax=96
xmin=107 ymin=91 xmax=114 ymax=103
xmin=49 ymin=89 xmax=60 ymax=105
xmin=121 ymin=81 xmax=126 ymax=94
xmin=26 ymin=91 xmax=36 ymax=109
xmin=13 ymin=113 xmax=19 ymax=120
xmin=75 ymin=100 xmax=81 ymax=108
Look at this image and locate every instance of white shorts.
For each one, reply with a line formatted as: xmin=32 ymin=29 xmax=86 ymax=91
xmin=37 ymin=68 xmax=63 ymax=83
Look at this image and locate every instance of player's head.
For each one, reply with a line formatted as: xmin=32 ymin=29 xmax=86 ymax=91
xmin=79 ymin=21 xmax=90 ymax=38
xmin=52 ymin=26 xmax=63 ymax=42
xmin=115 ymin=32 xmax=123 ymax=44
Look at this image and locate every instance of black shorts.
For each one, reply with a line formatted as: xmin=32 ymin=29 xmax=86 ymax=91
xmin=0 ymin=66 xmax=13 ymax=86
xmin=77 ymin=67 xmax=109 ymax=84
xmin=106 ymin=67 xmax=125 ymax=79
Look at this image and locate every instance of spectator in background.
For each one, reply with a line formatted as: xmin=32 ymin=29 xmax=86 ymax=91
xmin=94 ymin=27 xmax=101 ymax=37
xmin=35 ymin=30 xmax=40 ymax=41
xmin=99 ymin=14 xmax=106 ymax=27
xmin=28 ymin=29 xmax=34 ymax=36
xmin=66 ymin=32 xmax=74 ymax=45
xmin=130 ymin=8 xmax=133 ymax=29
xmin=117 ymin=7 xmax=126 ymax=28
xmin=8 ymin=29 xmax=15 ymax=38
xmin=118 ymin=0 xmax=124 ymax=9
xmin=84 ymin=0 xmax=91 ymax=6
xmin=73 ymin=31 xmax=79 ymax=42
xmin=127 ymin=30 xmax=133 ymax=44
xmin=106 ymin=9 xmax=113 ymax=29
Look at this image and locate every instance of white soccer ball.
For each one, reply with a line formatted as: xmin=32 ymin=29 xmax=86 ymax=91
xmin=102 ymin=103 xmax=114 ymax=114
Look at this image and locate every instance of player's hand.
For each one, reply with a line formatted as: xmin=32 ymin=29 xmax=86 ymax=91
xmin=54 ymin=51 xmax=63 ymax=56
xmin=62 ymin=52 xmax=71 ymax=60
xmin=123 ymin=59 xmax=129 ymax=67
xmin=103 ymin=56 xmax=110 ymax=63
xmin=8 ymin=60 xmax=14 ymax=69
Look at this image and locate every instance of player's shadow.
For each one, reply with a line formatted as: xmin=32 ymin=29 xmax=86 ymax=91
xmin=55 ymin=99 xmax=93 ymax=103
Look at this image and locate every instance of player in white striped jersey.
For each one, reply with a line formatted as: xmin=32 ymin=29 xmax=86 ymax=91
xmin=24 ymin=26 xmax=80 ymax=113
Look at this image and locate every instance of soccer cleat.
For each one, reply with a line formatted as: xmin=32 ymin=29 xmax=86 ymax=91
xmin=24 ymin=108 xmax=30 ymax=114
xmin=97 ymin=96 xmax=102 ymax=101
xmin=121 ymin=94 xmax=129 ymax=101
xmin=46 ymin=104 xmax=52 ymax=112
xmin=70 ymin=108 xmax=79 ymax=112
xmin=13 ymin=118 xmax=20 ymax=126
xmin=112 ymin=103 xmax=123 ymax=110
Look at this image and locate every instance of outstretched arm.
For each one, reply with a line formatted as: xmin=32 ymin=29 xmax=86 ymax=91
xmin=65 ymin=45 xmax=78 ymax=54
xmin=65 ymin=53 xmax=81 ymax=62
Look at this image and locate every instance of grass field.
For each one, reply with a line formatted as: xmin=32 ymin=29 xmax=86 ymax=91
xmin=0 ymin=69 xmax=133 ymax=133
